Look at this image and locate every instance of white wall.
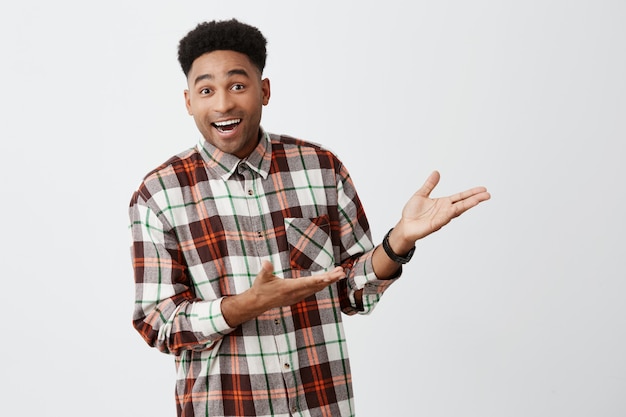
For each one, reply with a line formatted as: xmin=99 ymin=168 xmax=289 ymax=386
xmin=1 ymin=1 xmax=624 ymax=416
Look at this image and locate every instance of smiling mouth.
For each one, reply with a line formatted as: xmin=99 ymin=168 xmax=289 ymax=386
xmin=212 ymin=119 xmax=241 ymax=133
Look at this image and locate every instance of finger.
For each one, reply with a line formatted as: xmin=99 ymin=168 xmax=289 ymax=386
xmin=450 ymin=190 xmax=491 ymax=217
xmin=321 ymin=266 xmax=346 ymax=283
xmin=284 ymin=268 xmax=345 ymax=303
xmin=303 ymin=267 xmax=344 ymax=286
xmin=416 ymin=170 xmax=440 ymax=197
xmin=259 ymin=260 xmax=275 ymax=277
xmin=450 ymin=186 xmax=489 ymax=204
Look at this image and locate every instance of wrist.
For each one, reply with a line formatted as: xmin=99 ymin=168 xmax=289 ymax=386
xmin=382 ymin=228 xmax=415 ymax=264
xmin=387 ymin=226 xmax=415 ymax=256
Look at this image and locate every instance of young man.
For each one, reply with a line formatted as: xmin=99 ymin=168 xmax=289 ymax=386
xmin=129 ymin=19 xmax=490 ymax=417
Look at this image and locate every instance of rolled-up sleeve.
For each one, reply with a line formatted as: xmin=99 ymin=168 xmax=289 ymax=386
xmin=334 ymin=162 xmax=400 ymax=315
xmin=129 ymin=191 xmax=234 ymax=355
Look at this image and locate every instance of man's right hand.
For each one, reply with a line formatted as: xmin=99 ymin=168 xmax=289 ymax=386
xmin=220 ymin=261 xmax=345 ymax=328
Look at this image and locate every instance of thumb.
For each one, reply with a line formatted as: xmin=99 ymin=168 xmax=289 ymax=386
xmin=416 ymin=170 xmax=441 ymax=197
xmin=259 ymin=260 xmax=274 ymax=277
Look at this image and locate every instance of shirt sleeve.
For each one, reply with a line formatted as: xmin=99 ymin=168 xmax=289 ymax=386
xmin=129 ymin=190 xmax=235 ymax=356
xmin=334 ymin=162 xmax=400 ymax=315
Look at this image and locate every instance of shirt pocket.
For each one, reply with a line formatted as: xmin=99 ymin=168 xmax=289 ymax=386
xmin=284 ymin=215 xmax=334 ymax=271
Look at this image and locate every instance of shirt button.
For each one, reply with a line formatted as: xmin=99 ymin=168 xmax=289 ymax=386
xmin=284 ymin=363 xmax=290 ymax=370
xmin=291 ymin=407 xmax=298 ymax=414
xmin=274 ymin=319 xmax=280 ymax=325
xmin=247 ymin=189 xmax=253 ymax=195
xmin=257 ymin=231 xmax=263 ymax=238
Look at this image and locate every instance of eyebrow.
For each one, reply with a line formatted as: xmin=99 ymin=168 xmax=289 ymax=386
xmin=193 ymin=68 xmax=250 ymax=86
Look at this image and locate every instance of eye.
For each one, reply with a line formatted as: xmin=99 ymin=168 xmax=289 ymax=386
xmin=231 ymin=83 xmax=245 ymax=91
xmin=199 ymin=87 xmax=212 ymax=95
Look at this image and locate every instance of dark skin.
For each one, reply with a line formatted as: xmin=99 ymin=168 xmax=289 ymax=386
xmin=183 ymin=50 xmax=491 ymax=328
xmin=221 ymin=170 xmax=490 ymax=327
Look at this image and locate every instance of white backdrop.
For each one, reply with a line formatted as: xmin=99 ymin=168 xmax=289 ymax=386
xmin=1 ymin=1 xmax=625 ymax=416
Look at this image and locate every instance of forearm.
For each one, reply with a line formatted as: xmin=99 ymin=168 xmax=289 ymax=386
xmin=220 ymin=290 xmax=267 ymax=328
xmin=221 ymin=261 xmax=346 ymax=327
xmin=371 ymin=245 xmax=401 ymax=279
xmin=339 ymin=225 xmax=414 ymax=313
xmin=133 ymin=296 xmax=233 ymax=355
xmin=339 ymin=247 xmax=399 ymax=315
xmin=334 ymin=166 xmax=405 ymax=313
xmin=130 ymin=194 xmax=235 ymax=355
xmin=348 ymin=242 xmax=402 ymax=306
xmin=371 ymin=225 xmax=415 ymax=279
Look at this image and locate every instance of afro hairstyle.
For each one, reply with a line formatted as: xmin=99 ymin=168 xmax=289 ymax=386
xmin=177 ymin=19 xmax=267 ymax=77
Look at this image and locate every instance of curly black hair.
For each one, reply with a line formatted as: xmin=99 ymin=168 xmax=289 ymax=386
xmin=177 ymin=19 xmax=267 ymax=77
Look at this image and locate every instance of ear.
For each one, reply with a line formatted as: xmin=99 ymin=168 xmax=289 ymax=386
xmin=261 ymin=78 xmax=271 ymax=106
xmin=184 ymin=89 xmax=193 ymax=115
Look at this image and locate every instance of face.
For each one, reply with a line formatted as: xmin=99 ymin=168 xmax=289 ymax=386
xmin=184 ymin=50 xmax=270 ymax=159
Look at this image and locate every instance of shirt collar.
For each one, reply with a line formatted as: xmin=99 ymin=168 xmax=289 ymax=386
xmin=196 ymin=128 xmax=272 ymax=180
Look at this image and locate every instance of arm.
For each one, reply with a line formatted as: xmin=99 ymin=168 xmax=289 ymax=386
xmin=332 ymin=163 xmax=400 ymax=314
xmin=129 ymin=192 xmax=232 ymax=355
xmin=130 ymin=192 xmax=345 ymax=349
xmin=220 ymin=261 xmax=344 ymax=328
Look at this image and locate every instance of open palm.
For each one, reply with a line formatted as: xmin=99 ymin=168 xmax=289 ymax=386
xmin=400 ymin=171 xmax=491 ymax=241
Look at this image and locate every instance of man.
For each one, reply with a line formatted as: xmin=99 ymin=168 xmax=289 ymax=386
xmin=129 ymin=18 xmax=490 ymax=417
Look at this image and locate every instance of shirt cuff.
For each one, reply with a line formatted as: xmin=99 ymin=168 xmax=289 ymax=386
xmin=353 ymin=250 xmax=401 ymax=292
xmin=193 ymin=297 xmax=236 ymax=338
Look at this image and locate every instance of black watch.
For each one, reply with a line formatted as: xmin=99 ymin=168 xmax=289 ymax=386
xmin=382 ymin=228 xmax=415 ymax=264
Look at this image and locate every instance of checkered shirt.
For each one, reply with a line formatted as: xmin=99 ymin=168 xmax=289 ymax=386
xmin=129 ymin=131 xmax=398 ymax=416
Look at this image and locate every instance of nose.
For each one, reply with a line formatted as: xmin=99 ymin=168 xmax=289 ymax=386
xmin=213 ymin=90 xmax=234 ymax=113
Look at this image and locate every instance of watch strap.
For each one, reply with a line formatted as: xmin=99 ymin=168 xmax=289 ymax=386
xmin=382 ymin=228 xmax=415 ymax=264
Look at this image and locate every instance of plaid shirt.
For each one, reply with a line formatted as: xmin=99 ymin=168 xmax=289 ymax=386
xmin=129 ymin=131 xmax=398 ymax=417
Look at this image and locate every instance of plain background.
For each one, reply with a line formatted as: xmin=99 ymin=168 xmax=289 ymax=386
xmin=1 ymin=1 xmax=624 ymax=416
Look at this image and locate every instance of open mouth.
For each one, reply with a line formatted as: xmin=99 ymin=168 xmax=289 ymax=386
xmin=212 ymin=119 xmax=241 ymax=133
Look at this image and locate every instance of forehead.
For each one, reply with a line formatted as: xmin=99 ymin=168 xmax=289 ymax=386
xmin=188 ymin=50 xmax=259 ymax=81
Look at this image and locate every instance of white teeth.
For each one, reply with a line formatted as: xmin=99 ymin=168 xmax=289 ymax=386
xmin=214 ymin=119 xmax=241 ymax=126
